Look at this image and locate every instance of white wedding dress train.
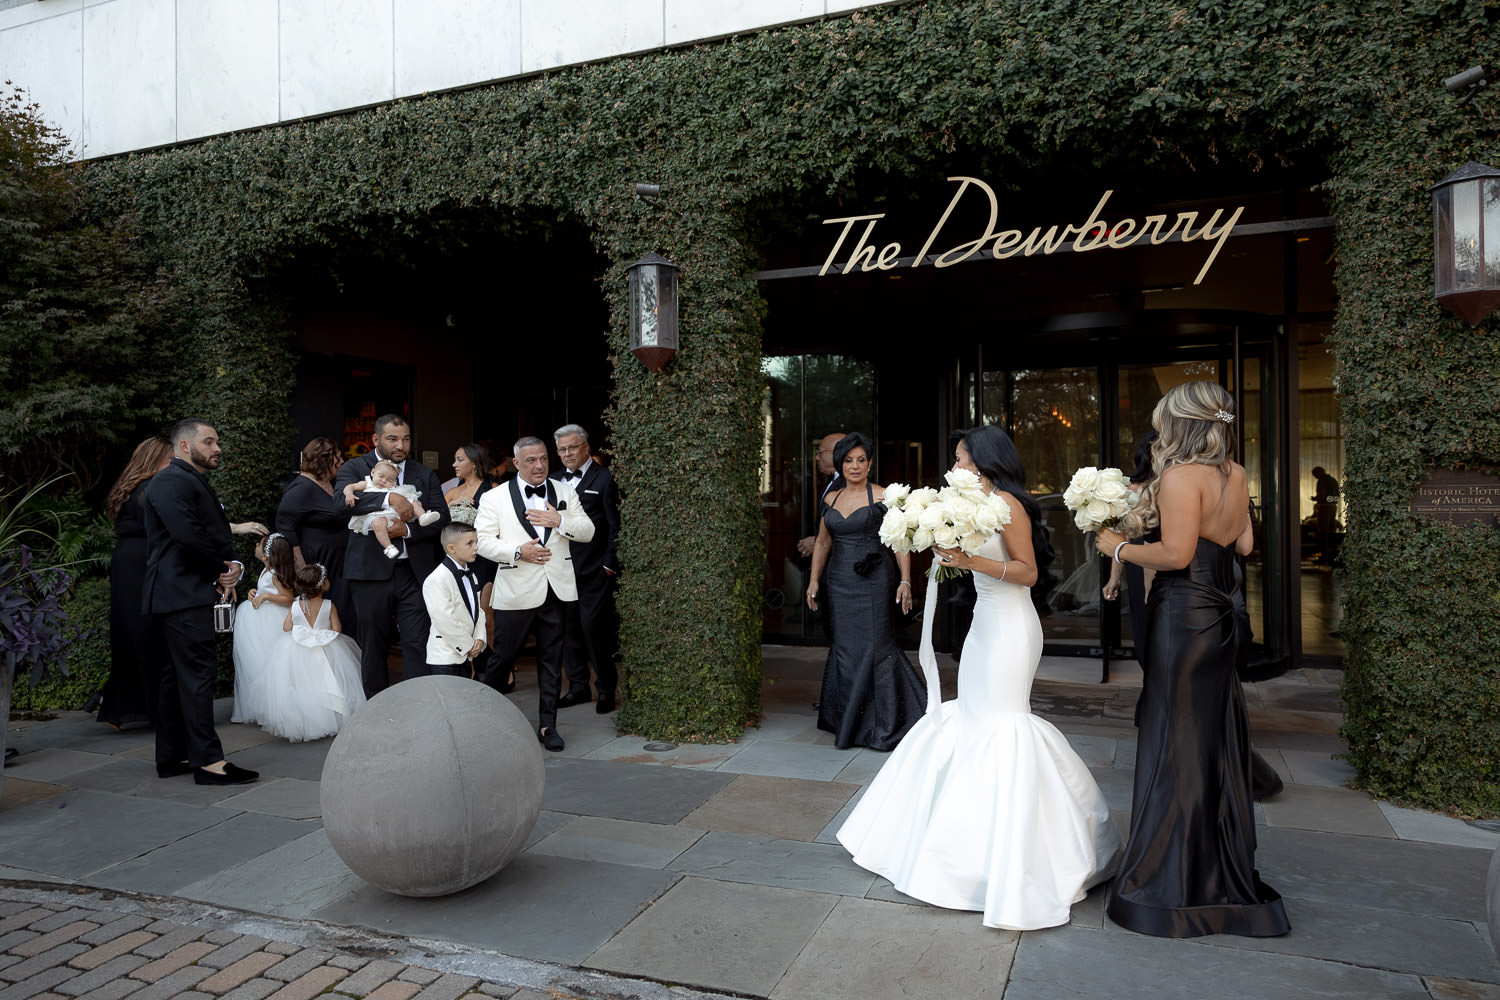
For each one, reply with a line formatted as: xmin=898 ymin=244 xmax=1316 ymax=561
xmin=838 ymin=532 xmax=1123 ymax=930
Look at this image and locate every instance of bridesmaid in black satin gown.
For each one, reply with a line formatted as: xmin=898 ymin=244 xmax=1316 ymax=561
xmin=1095 ymin=381 xmax=1289 ymax=939
xmin=806 ymin=433 xmax=925 ymax=751
xmin=275 ymin=438 xmax=357 ymax=640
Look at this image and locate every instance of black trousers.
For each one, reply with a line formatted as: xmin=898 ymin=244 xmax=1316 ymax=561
xmin=563 ymin=572 xmax=618 ymax=697
xmin=425 ymin=660 xmax=471 ymax=677
xmin=350 ymin=562 xmax=431 ymax=698
xmin=487 ymin=586 xmax=569 ymax=730
xmin=155 ymin=606 xmax=224 ymax=768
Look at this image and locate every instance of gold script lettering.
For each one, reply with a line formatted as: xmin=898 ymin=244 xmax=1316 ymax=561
xmin=819 ymin=215 xmax=884 ymax=276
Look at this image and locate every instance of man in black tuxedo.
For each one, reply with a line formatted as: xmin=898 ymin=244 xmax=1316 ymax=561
xmin=142 ymin=418 xmax=259 ymax=786
xmin=333 ymin=414 xmax=450 ymax=697
xmin=551 ymin=424 xmax=621 ymax=714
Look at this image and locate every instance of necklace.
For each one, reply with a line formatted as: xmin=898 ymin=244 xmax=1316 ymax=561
xmin=301 ymin=472 xmax=333 ymax=496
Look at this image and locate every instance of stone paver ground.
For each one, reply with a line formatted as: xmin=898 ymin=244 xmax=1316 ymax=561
xmin=3 ymin=647 xmax=1497 ymax=1000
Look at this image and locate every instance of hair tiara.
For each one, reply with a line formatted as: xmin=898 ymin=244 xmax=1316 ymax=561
xmin=264 ymin=531 xmax=285 ymax=548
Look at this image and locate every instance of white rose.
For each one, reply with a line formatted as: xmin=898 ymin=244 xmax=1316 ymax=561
xmin=1069 ymin=466 xmax=1101 ymax=494
xmin=948 ymin=516 xmax=976 ymax=540
xmin=1109 ymin=498 xmax=1133 ymax=520
xmin=907 ymin=487 xmax=938 ymax=511
xmin=946 ymin=467 xmax=982 ymax=491
xmin=959 ymin=531 xmax=987 ymax=555
xmin=918 ymin=504 xmax=946 ymax=531
xmin=931 ymin=523 xmax=959 ymax=549
xmin=883 ymin=483 xmax=910 ymax=507
xmin=1095 ymin=478 xmax=1128 ymax=502
xmin=1074 ymin=508 xmax=1093 ymax=531
xmin=989 ymin=493 xmax=1013 ymax=525
xmin=945 ymin=496 xmax=977 ymax=526
xmin=911 ymin=527 xmax=934 ymax=551
xmin=1085 ymin=498 xmax=1111 ymax=523
xmin=880 ymin=507 xmax=909 ymax=551
xmin=972 ymin=503 xmax=1000 ymax=534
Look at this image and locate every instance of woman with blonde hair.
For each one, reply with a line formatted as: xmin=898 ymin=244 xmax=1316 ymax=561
xmin=1094 ymin=380 xmax=1289 ymax=938
xmin=98 ymin=436 xmax=174 ymax=728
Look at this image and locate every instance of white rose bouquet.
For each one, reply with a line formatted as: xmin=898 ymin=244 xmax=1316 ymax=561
xmin=1062 ymin=466 xmax=1138 ymax=533
xmin=880 ymin=468 xmax=1012 ymax=579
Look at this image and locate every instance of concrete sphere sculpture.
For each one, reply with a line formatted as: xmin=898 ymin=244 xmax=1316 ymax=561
xmin=321 ymin=675 xmax=544 ymax=897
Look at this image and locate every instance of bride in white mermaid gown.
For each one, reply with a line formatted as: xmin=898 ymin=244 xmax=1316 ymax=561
xmin=838 ymin=427 xmax=1122 ymax=931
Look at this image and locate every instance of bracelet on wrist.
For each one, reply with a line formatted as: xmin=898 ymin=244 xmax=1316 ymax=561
xmin=999 ymin=560 xmax=1008 ymax=582
xmin=1113 ymin=540 xmax=1128 ymax=565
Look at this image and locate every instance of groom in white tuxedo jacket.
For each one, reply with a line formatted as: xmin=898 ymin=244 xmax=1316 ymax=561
xmin=474 ymin=436 xmax=594 ymax=750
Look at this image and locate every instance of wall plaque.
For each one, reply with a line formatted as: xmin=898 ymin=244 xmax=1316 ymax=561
xmin=1409 ymin=468 xmax=1500 ymax=524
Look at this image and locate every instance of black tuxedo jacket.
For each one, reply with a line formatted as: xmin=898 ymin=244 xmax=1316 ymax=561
xmin=141 ymin=458 xmax=235 ymax=614
xmin=333 ymin=452 xmax=449 ymax=582
xmin=551 ymin=461 xmax=619 ymax=577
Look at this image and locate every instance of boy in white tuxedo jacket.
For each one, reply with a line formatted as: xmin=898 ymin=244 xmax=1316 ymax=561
xmin=473 ymin=437 xmax=594 ymax=750
xmin=422 ymin=524 xmax=488 ymax=674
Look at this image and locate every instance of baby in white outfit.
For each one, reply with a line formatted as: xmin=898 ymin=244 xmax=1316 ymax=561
xmin=344 ymin=460 xmax=440 ymax=558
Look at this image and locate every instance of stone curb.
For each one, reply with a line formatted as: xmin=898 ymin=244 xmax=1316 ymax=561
xmin=0 ymin=882 xmax=744 ymax=1000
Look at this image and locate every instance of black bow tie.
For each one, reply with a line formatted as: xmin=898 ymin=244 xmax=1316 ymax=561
xmin=560 ymin=469 xmax=579 ymax=481
xmin=525 ymin=484 xmax=546 ymax=498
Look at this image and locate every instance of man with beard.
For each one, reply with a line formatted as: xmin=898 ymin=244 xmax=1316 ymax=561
xmin=334 ymin=414 xmax=450 ymax=697
xmin=142 ymin=419 xmax=259 ymax=785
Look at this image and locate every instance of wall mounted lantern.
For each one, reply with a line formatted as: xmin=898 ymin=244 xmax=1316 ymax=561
xmin=1431 ymin=160 xmax=1500 ymax=326
xmin=626 ymin=252 xmax=679 ymax=371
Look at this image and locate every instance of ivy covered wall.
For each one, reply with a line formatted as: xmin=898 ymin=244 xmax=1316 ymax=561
xmin=83 ymin=0 xmax=1500 ymax=805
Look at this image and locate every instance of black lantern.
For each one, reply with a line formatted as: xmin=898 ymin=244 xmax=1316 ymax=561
xmin=626 ymin=252 xmax=679 ymax=372
xmin=1431 ymin=161 xmax=1500 ymax=326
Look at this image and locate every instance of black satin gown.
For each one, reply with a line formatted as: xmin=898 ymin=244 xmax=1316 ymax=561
xmin=1107 ymin=537 xmax=1290 ymax=938
xmin=98 ymin=490 xmax=164 ymax=727
xmin=275 ymin=474 xmax=357 ymax=639
xmin=816 ymin=485 xmax=926 ymax=751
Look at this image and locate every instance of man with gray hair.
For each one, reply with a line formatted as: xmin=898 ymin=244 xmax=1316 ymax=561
xmin=551 ymin=423 xmax=621 ymax=713
xmin=474 ymin=435 xmax=594 ymax=750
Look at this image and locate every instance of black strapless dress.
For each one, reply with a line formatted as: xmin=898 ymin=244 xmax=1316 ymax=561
xmin=817 ymin=485 xmax=926 ymax=751
xmin=1107 ymin=538 xmax=1290 ymax=938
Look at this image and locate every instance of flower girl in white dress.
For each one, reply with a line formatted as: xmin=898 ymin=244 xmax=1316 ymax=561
xmin=232 ymin=533 xmax=296 ymax=726
xmin=261 ymin=562 xmax=367 ymax=742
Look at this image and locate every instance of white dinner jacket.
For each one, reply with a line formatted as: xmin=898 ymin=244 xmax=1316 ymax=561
xmin=422 ymin=560 xmax=487 ymax=665
xmin=474 ymin=476 xmax=594 ymax=610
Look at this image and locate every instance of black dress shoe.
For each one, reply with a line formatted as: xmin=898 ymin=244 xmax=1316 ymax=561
xmin=555 ymin=690 xmax=592 ymax=709
xmin=193 ymin=762 xmax=259 ymax=786
xmin=537 ymin=727 xmax=565 ymax=752
xmin=595 ymin=692 xmax=616 ymax=714
xmin=811 ymin=702 xmax=821 ymax=711
xmin=499 ymin=671 xmax=516 ymax=694
xmin=156 ymin=761 xmax=192 ymax=778
xmin=4 ymin=746 xmax=18 ymax=765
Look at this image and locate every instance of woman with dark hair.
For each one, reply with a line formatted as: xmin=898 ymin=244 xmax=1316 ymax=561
xmin=445 ymin=443 xmax=498 ymax=679
xmin=275 ymin=437 xmax=356 ymax=638
xmin=805 ymin=432 xmax=925 ymax=750
xmin=97 ymin=436 xmax=174 ymax=728
xmin=1102 ymin=430 xmax=1158 ymax=664
xmin=1095 ymin=381 xmax=1289 ymax=938
xmin=839 ymin=425 xmax=1121 ymax=930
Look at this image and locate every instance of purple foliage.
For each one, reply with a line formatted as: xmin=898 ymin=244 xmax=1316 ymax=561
xmin=0 ymin=544 xmax=74 ymax=685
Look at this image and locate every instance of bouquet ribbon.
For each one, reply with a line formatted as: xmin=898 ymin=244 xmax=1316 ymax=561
xmin=917 ymin=561 xmax=943 ymax=720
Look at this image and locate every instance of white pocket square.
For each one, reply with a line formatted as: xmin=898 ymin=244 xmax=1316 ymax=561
xmin=585 ymin=489 xmax=600 ymax=494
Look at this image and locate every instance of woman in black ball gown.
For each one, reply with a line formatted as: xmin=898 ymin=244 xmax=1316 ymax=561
xmin=805 ymin=433 xmax=925 ymax=751
xmin=1095 ymin=380 xmax=1289 ymax=938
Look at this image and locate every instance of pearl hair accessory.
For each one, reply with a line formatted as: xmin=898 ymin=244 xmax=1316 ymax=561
xmin=312 ymin=562 xmax=327 ymax=587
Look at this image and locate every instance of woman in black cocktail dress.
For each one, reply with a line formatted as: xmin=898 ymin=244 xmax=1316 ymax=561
xmin=806 ymin=433 xmax=925 ymax=751
xmin=98 ymin=437 xmax=173 ymax=728
xmin=1096 ymin=381 xmax=1289 ymax=939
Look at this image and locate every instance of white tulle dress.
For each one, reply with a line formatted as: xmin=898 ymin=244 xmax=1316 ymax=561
xmin=231 ymin=569 xmax=285 ymax=726
xmin=256 ymin=597 xmax=367 ymax=742
xmin=837 ymin=531 xmax=1123 ymax=930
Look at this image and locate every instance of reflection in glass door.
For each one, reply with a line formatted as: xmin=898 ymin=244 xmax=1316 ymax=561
xmin=760 ymin=355 xmax=876 ymax=640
